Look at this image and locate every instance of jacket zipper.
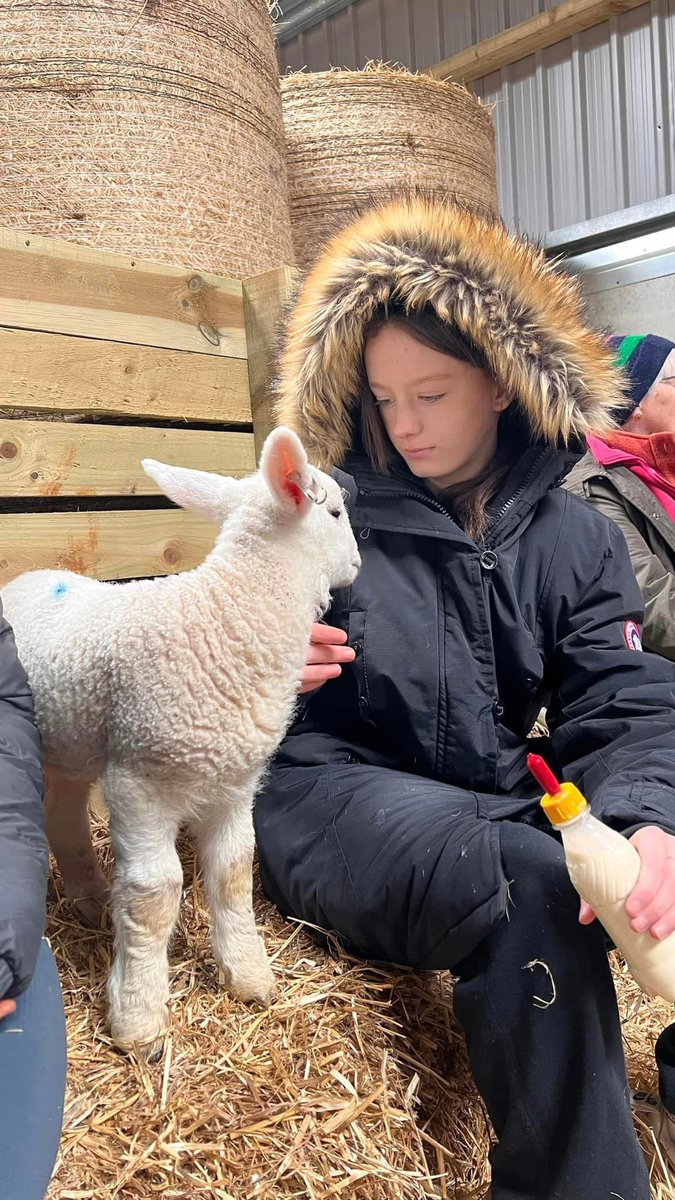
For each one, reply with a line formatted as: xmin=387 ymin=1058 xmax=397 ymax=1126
xmin=357 ymin=487 xmax=453 ymax=519
xmin=358 ymin=447 xmax=551 ymax=544
xmin=484 ymin=449 xmax=550 ymax=548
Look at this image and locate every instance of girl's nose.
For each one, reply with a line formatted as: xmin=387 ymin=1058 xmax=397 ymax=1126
xmin=391 ymin=403 xmax=422 ymax=439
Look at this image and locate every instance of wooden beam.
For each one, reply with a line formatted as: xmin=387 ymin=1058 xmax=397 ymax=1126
xmin=0 ymin=328 xmax=252 ymax=424
xmin=0 ymin=227 xmax=247 ymax=358
xmin=0 ymin=423 xmax=256 ymax=498
xmin=0 ymin=509 xmax=219 ymax=584
xmin=243 ymin=266 xmax=297 ymax=462
xmin=430 ymin=0 xmax=648 ymax=82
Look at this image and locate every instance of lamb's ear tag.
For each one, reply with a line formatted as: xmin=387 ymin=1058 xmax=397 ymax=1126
xmin=288 ymin=471 xmax=327 ymax=506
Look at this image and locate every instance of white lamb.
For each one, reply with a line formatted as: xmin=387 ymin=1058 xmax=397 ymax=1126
xmin=2 ymin=427 xmax=360 ymax=1056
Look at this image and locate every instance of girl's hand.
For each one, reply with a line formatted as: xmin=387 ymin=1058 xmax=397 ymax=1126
xmin=300 ymin=623 xmax=356 ymax=694
xmin=625 ymin=826 xmax=675 ymax=940
xmin=579 ymin=826 xmax=675 ymax=939
xmin=0 ymin=999 xmax=16 ymax=1021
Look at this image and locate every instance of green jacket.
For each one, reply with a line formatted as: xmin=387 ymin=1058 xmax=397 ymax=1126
xmin=565 ymin=452 xmax=675 ymax=661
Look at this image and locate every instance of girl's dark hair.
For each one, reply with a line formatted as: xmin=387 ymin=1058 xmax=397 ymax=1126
xmin=359 ymin=306 xmax=519 ymax=542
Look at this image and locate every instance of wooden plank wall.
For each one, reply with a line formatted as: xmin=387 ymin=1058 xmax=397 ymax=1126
xmin=0 ymin=229 xmax=293 ymax=583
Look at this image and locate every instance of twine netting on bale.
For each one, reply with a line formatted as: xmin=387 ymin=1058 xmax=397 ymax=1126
xmin=0 ymin=0 xmax=294 ymax=277
xmin=281 ymin=65 xmax=500 ymax=273
xmin=46 ymin=818 xmax=675 ymax=1199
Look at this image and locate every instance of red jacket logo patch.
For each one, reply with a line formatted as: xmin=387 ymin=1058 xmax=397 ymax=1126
xmin=624 ymin=620 xmax=643 ymax=651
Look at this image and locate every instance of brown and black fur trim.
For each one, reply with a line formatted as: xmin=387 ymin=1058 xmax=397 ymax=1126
xmin=275 ymin=194 xmax=625 ymax=470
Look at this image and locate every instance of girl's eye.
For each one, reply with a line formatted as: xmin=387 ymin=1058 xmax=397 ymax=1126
xmin=373 ymin=397 xmax=393 ymax=407
xmin=420 ymin=394 xmax=443 ymax=403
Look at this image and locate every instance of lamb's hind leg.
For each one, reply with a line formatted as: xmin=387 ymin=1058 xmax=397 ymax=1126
xmin=194 ymin=796 xmax=275 ymax=1007
xmin=45 ymin=767 xmax=110 ymax=928
xmin=105 ymin=767 xmax=183 ymax=1059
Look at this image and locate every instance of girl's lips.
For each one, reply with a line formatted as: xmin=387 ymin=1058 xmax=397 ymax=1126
xmin=404 ymin=447 xmax=434 ymax=458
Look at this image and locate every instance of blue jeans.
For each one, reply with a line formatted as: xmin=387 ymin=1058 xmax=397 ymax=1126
xmin=0 ymin=939 xmax=67 ymax=1200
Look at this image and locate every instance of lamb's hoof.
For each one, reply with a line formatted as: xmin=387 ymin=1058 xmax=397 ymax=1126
xmin=139 ymin=1035 xmax=165 ymax=1065
xmin=223 ymin=966 xmax=277 ymax=1009
xmin=243 ymin=980 xmax=278 ymax=1009
xmin=114 ymin=1034 xmax=165 ymax=1063
xmin=68 ymin=877 xmax=111 ymax=929
xmin=110 ymin=1009 xmax=168 ymax=1062
xmin=73 ymin=891 xmax=110 ymax=930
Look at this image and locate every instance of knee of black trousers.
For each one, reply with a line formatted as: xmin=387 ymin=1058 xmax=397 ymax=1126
xmin=497 ymin=820 xmax=576 ymax=916
xmin=453 ymin=821 xmax=603 ymax=998
xmin=255 ymin=781 xmax=506 ymax=970
xmin=421 ymin=821 xmax=577 ymax=973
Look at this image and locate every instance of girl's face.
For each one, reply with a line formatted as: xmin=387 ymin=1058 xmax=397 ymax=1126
xmin=625 ymin=350 xmax=675 ymax=436
xmin=364 ymin=323 xmax=511 ymax=492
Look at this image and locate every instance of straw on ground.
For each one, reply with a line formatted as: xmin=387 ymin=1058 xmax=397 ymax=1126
xmin=47 ymin=817 xmax=675 ymax=1199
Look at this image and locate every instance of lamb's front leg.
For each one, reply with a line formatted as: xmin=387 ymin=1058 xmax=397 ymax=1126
xmin=194 ymin=799 xmax=275 ymax=1007
xmin=105 ymin=770 xmax=183 ymax=1058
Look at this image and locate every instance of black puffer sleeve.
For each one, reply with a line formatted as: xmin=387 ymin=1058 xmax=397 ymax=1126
xmin=547 ymin=502 xmax=675 ymax=834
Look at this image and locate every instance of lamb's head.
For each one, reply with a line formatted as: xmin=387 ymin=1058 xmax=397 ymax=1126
xmin=141 ymin=428 xmax=361 ymax=594
xmin=258 ymin=427 xmax=361 ymax=593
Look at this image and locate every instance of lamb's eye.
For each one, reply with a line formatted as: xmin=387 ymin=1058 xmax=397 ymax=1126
xmin=328 ymin=508 xmax=341 ymax=521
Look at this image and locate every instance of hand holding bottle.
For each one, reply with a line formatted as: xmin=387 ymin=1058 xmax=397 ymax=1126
xmin=579 ymin=825 xmax=675 ymax=941
xmin=527 ymin=754 xmax=675 ymax=1001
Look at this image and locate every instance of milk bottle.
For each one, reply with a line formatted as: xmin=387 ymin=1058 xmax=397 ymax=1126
xmin=527 ymin=753 xmax=675 ymax=1002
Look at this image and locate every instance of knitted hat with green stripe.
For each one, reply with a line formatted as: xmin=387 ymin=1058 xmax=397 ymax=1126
xmin=609 ymin=334 xmax=675 ymax=423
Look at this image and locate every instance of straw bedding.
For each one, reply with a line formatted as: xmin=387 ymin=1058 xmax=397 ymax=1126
xmin=45 ymin=815 xmax=675 ymax=1199
xmin=281 ymin=65 xmax=499 ymax=273
xmin=0 ymin=0 xmax=294 ymax=277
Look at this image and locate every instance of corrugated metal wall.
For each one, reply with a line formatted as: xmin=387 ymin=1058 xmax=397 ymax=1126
xmin=277 ymin=0 xmax=675 ymax=238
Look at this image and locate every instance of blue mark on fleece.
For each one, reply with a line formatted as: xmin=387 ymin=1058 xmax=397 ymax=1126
xmin=51 ymin=581 xmax=69 ymax=599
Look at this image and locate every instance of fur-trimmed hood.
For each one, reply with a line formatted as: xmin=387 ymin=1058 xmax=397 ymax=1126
xmin=276 ymin=195 xmax=625 ymax=470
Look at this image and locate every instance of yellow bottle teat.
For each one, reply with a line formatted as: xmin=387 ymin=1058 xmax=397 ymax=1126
xmin=541 ymin=781 xmax=588 ymax=826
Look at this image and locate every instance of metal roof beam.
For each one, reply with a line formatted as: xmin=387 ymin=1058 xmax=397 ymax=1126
xmin=275 ymin=0 xmax=356 ymax=45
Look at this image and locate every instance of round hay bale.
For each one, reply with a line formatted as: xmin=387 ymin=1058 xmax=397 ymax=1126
xmin=0 ymin=0 xmax=294 ymax=277
xmin=281 ymin=65 xmax=499 ymax=273
xmin=46 ymin=819 xmax=675 ymax=1199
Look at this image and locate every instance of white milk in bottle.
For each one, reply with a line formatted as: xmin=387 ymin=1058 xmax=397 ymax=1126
xmin=527 ymin=753 xmax=675 ymax=1002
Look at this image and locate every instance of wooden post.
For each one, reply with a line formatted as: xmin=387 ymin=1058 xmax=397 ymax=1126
xmin=243 ymin=266 xmax=297 ymax=463
xmin=430 ymin=0 xmax=648 ymax=83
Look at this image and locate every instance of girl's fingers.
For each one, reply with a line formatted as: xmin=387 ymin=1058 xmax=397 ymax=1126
xmin=299 ymin=663 xmax=342 ymax=694
xmin=629 ymin=871 xmax=675 ymax=935
xmin=579 ymin=900 xmax=596 ymax=925
xmin=627 ymin=828 xmax=670 ymax=917
xmin=300 ymin=630 xmax=356 ymax=694
xmin=307 ymin=644 xmax=356 ymax=666
xmin=650 ymin=898 xmax=675 ymax=941
xmin=0 ymin=999 xmax=16 ymax=1020
xmin=309 ymin=623 xmax=349 ymax=646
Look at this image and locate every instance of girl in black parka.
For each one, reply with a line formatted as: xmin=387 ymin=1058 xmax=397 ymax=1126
xmin=255 ymin=196 xmax=675 ymax=1199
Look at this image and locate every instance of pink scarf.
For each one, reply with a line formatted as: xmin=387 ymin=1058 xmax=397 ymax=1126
xmin=587 ymin=431 xmax=675 ymax=523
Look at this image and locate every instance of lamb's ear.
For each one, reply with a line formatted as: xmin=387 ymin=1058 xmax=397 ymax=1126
xmin=260 ymin=427 xmax=316 ymax=517
xmin=142 ymin=459 xmax=243 ymax=522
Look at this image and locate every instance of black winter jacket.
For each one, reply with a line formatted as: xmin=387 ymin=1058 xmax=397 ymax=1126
xmin=277 ymin=446 xmax=675 ymax=835
xmin=256 ymin=196 xmax=675 ymax=964
xmin=0 ymin=604 xmax=47 ymax=997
